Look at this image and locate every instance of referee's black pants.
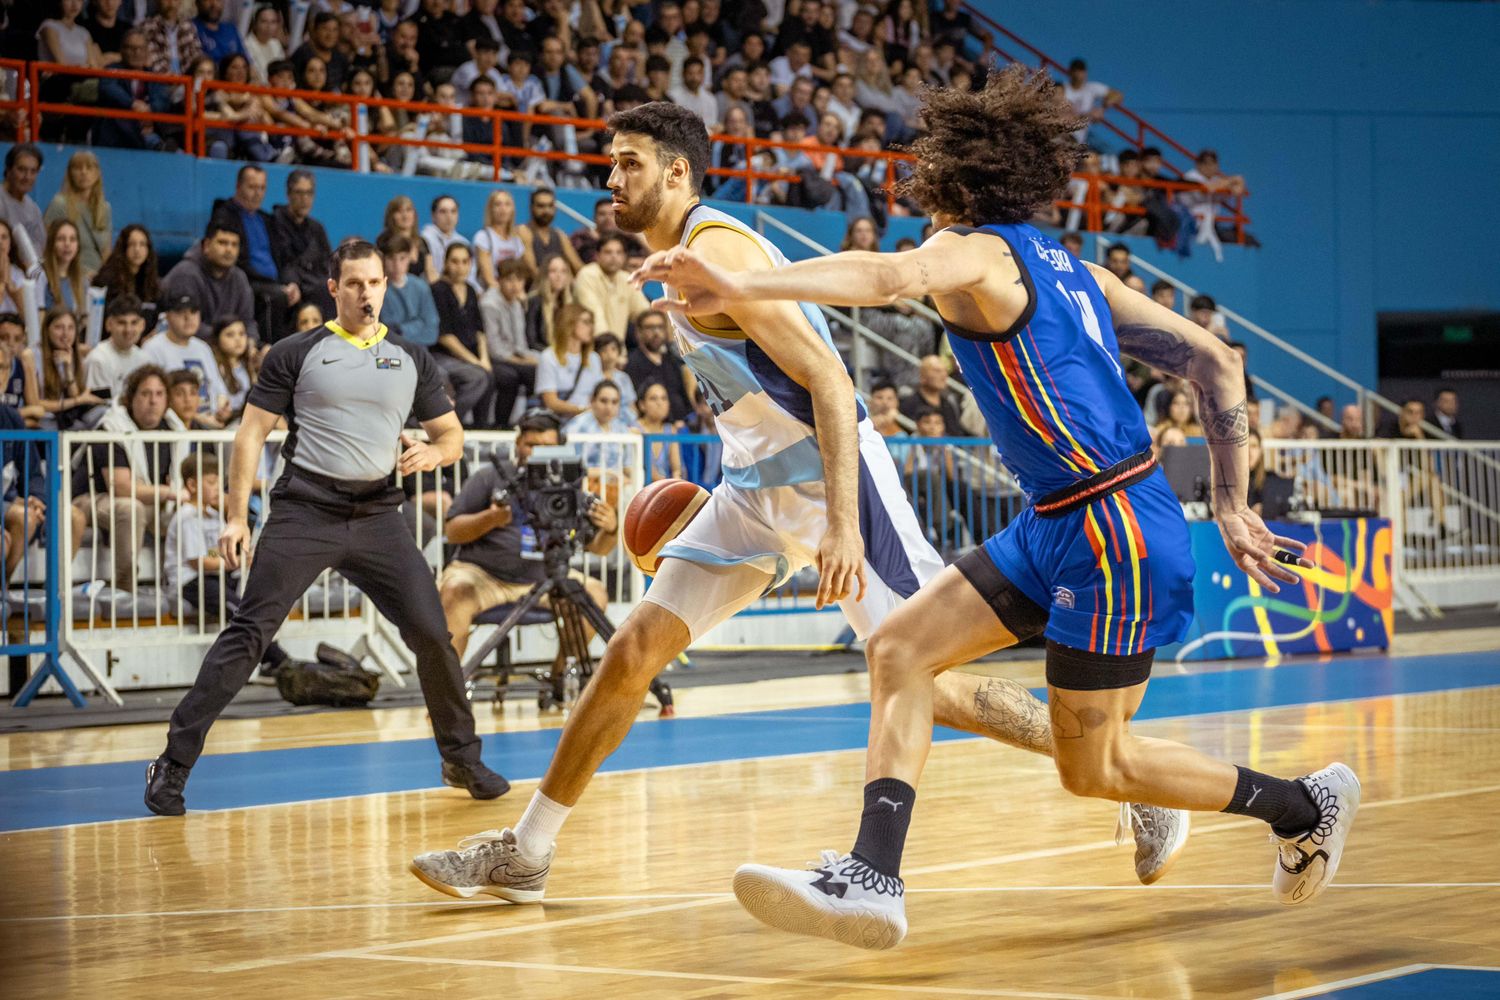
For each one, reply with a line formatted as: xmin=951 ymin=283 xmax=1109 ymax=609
xmin=165 ymin=473 xmax=481 ymax=769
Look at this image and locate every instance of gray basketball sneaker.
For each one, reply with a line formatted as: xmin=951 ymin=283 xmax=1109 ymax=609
xmin=1272 ymin=762 xmax=1361 ymax=905
xmin=1117 ymin=802 xmax=1192 ymax=885
xmin=409 ymin=828 xmax=552 ymax=902
xmin=733 ymin=851 xmax=907 ymax=950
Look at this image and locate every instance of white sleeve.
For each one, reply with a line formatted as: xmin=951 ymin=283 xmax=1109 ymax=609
xmin=171 ymin=507 xmax=207 ymax=569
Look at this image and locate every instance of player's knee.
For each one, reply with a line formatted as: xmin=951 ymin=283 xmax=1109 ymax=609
xmin=597 ymin=617 xmax=669 ymax=690
xmin=865 ymin=627 xmax=930 ymax=686
xmin=1054 ymin=748 xmax=1135 ymax=800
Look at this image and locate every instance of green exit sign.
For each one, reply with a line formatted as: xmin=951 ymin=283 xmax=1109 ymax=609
xmin=1442 ymin=325 xmax=1474 ymax=343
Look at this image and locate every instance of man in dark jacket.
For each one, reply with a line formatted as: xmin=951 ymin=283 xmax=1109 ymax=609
xmin=269 ymin=170 xmax=334 ymax=320
xmin=210 ymin=165 xmax=294 ymax=342
xmin=161 ymin=219 xmax=259 ymax=342
xmin=96 ymin=30 xmax=175 ymax=151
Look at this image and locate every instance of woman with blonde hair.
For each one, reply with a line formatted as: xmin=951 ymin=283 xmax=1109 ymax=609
xmin=43 ymin=151 xmax=113 ymax=275
xmin=535 ymin=302 xmax=602 ymax=418
xmin=853 ymin=47 xmax=901 ymax=118
xmin=41 ymin=220 xmax=88 ymax=317
xmin=382 ymin=194 xmax=436 ymax=283
xmin=472 ymin=189 xmax=526 ymax=291
xmin=525 ymin=254 xmax=578 ymax=356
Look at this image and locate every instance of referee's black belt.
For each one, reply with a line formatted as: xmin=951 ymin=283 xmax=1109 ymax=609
xmin=287 ymin=465 xmax=395 ymax=499
xmin=1032 ymin=450 xmax=1157 ymax=519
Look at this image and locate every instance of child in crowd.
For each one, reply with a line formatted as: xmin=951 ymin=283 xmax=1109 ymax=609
xmin=166 ymin=369 xmax=218 ymax=430
xmin=592 ymin=332 xmax=635 ymax=415
xmin=164 ymin=454 xmax=292 ymax=675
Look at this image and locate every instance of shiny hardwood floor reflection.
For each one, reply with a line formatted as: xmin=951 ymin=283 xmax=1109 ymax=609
xmin=4 ymin=643 xmax=1500 ymax=998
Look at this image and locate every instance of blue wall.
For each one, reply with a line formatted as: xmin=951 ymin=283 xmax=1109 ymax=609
xmin=978 ymin=0 xmax=1500 ymax=399
xmin=18 ymin=143 xmax=925 ymax=265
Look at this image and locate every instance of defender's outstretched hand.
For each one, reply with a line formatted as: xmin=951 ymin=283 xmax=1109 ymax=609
xmin=1215 ymin=506 xmax=1314 ymax=593
xmin=631 ymin=247 xmax=743 ymax=316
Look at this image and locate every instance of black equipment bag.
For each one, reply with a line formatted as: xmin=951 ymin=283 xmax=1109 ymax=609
xmin=275 ymin=644 xmax=381 ymax=707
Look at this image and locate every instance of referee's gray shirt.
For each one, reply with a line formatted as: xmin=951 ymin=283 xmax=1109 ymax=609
xmin=248 ymin=321 xmax=453 ymax=482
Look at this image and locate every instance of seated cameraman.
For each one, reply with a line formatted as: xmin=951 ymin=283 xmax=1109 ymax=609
xmin=439 ymin=410 xmax=619 ymax=669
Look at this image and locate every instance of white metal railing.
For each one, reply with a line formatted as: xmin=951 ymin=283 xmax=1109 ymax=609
xmin=46 ymin=428 xmax=646 ymax=690
xmin=1261 ymin=438 xmax=1500 ymax=607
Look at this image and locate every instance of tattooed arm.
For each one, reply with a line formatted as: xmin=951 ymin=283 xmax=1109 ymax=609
xmin=630 ymin=229 xmax=1003 ymax=310
xmin=1083 ymin=261 xmax=1311 ymax=591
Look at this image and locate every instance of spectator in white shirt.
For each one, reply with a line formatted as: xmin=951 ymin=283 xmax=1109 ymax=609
xmin=769 ymin=40 xmax=816 ymax=95
xmin=450 ymin=36 xmax=506 ymax=107
xmin=141 ymin=293 xmax=233 ymax=425
xmin=421 ymin=195 xmax=470 ymax=276
xmin=1063 ymin=58 xmax=1122 ymax=145
xmin=827 ymin=73 xmax=862 ymax=143
xmin=670 ymin=57 xmax=720 ymax=128
xmin=84 ymin=294 xmax=148 ymax=398
xmin=535 ymin=302 xmax=603 ymax=418
xmin=244 ymin=6 xmax=286 ymax=83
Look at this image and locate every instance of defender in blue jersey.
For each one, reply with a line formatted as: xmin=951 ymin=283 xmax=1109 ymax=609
xmin=641 ymin=66 xmax=1361 ymax=949
xmin=410 ymin=101 xmax=1180 ymax=906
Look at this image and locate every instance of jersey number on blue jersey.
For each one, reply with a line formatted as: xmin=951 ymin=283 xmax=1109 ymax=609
xmin=1056 ymin=280 xmax=1122 ymax=379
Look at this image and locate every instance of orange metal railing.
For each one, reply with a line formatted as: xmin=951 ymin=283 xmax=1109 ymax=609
xmin=15 ymin=61 xmax=1250 ymax=241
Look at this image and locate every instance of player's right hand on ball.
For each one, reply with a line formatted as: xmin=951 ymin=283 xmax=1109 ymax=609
xmin=220 ymin=519 xmax=251 ymax=572
xmin=814 ymin=525 xmax=867 ymax=609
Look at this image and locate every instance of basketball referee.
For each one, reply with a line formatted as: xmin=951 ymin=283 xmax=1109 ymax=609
xmin=145 ymin=240 xmax=507 ymax=815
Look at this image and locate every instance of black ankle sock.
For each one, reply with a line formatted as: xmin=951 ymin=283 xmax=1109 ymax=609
xmin=1221 ymin=766 xmax=1320 ymax=837
xmin=850 ymin=778 xmax=916 ymax=878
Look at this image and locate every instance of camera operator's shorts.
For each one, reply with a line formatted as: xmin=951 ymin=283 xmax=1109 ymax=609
xmin=439 ymin=561 xmax=593 ymax=610
xmin=643 ymin=420 xmax=944 ymax=641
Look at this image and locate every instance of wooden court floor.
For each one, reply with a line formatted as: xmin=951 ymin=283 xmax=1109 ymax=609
xmin=3 ymin=631 xmax=1500 ymax=999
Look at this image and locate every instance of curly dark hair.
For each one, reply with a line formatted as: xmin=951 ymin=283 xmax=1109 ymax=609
xmin=900 ymin=65 xmax=1087 ymax=225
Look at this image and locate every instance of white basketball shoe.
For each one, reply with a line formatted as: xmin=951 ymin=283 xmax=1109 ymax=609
xmin=733 ymin=851 xmax=907 ymax=950
xmin=1117 ymin=803 xmax=1192 ymax=885
xmin=409 ymin=827 xmax=553 ymax=902
xmin=1272 ymin=762 xmax=1361 ymax=905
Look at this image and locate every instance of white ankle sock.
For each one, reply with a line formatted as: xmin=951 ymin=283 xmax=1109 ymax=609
xmin=514 ymin=790 xmax=571 ymax=858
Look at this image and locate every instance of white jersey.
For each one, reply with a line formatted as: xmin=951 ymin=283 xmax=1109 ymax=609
xmin=665 ymin=205 xmax=864 ymax=490
xmin=650 ymin=205 xmax=944 ymax=640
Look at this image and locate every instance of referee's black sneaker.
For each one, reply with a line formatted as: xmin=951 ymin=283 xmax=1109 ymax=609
xmin=145 ymin=756 xmax=190 ymax=816
xmin=442 ymin=759 xmax=511 ymax=800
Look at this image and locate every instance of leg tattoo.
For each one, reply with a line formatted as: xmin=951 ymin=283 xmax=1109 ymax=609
xmin=972 ymin=677 xmax=1055 ymax=756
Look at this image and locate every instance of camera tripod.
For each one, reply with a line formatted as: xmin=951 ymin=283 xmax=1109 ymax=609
xmin=460 ymin=539 xmax=674 ymax=716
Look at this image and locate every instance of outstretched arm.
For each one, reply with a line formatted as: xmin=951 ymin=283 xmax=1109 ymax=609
xmin=1084 ymin=261 xmax=1311 ymax=591
xmin=631 ymin=230 xmax=991 ymax=312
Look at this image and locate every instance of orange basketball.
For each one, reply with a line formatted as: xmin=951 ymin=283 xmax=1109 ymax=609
xmin=624 ymin=478 xmax=710 ymax=575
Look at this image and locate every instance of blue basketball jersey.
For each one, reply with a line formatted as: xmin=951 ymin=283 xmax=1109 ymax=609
xmin=942 ymin=223 xmax=1152 ymax=500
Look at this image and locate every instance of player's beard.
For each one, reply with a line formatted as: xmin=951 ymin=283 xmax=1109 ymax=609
xmin=613 ymin=177 xmax=664 ymax=234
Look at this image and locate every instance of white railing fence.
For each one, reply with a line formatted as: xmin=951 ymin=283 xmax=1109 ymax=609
xmin=42 ymin=428 xmax=645 ymax=699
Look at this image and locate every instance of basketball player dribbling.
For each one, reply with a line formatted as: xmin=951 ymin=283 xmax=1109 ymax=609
xmin=408 ymin=101 xmax=1188 ymax=901
xmin=637 ymin=67 xmax=1361 ymax=950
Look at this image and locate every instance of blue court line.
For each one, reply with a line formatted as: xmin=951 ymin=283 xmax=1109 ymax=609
xmin=1311 ymin=967 xmax=1500 ymax=998
xmin=1 ymin=650 xmax=1498 ymax=833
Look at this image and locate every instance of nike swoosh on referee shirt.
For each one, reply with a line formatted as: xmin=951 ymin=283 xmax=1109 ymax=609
xmin=321 ymin=358 xmax=339 ymax=365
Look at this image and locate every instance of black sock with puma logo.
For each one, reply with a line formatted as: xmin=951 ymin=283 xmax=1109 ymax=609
xmin=851 ymin=778 xmax=917 ymax=878
xmin=1222 ymin=766 xmax=1320 ymax=837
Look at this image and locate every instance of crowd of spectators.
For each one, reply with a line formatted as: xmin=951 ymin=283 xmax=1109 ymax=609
xmin=2 ymin=0 xmax=1248 ymax=244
